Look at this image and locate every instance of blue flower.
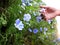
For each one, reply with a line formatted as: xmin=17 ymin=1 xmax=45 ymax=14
xmin=14 ymin=19 xmax=24 ymax=30
xmin=36 ymin=16 xmax=42 ymax=23
xmin=33 ymin=29 xmax=38 ymax=34
xmin=21 ymin=0 xmax=26 ymax=3
xmin=17 ymin=23 xmax=24 ymax=30
xmin=47 ymin=20 xmax=52 ymax=24
xmin=40 ymin=27 xmax=42 ymax=32
xmin=44 ymin=27 xmax=48 ymax=32
xmin=40 ymin=8 xmax=45 ymax=13
xmin=57 ymin=38 xmax=60 ymax=42
xmin=23 ymin=13 xmax=31 ymax=21
xmin=26 ymin=2 xmax=32 ymax=6
xmin=28 ymin=28 xmax=32 ymax=32
xmin=15 ymin=19 xmax=20 ymax=25
xmin=21 ymin=0 xmax=32 ymax=6
xmin=28 ymin=3 xmax=32 ymax=6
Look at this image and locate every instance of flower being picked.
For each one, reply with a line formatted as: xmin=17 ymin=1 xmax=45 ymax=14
xmin=40 ymin=8 xmax=45 ymax=13
xmin=23 ymin=13 xmax=31 ymax=21
xmin=14 ymin=19 xmax=24 ymax=30
xmin=33 ymin=28 xmax=38 ymax=34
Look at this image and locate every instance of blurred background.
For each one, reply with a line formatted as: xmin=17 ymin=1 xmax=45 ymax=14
xmin=0 ymin=0 xmax=58 ymax=45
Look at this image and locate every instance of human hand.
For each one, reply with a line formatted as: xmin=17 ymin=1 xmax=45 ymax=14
xmin=40 ymin=6 xmax=60 ymax=21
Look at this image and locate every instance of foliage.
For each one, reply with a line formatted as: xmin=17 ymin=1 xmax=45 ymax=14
xmin=0 ymin=0 xmax=56 ymax=45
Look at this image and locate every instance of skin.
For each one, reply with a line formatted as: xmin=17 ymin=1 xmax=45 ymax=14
xmin=40 ymin=6 xmax=60 ymax=39
xmin=40 ymin=6 xmax=60 ymax=21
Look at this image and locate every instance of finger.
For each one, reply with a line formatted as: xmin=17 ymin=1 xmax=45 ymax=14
xmin=45 ymin=14 xmax=52 ymax=21
xmin=43 ymin=16 xmax=48 ymax=21
xmin=42 ymin=11 xmax=47 ymax=16
xmin=43 ymin=13 xmax=49 ymax=21
xmin=40 ymin=6 xmax=49 ymax=9
xmin=46 ymin=18 xmax=49 ymax=21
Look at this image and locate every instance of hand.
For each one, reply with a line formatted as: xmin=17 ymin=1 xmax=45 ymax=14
xmin=40 ymin=6 xmax=60 ymax=21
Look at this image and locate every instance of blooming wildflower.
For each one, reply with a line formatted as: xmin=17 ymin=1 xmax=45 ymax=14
xmin=17 ymin=23 xmax=24 ymax=30
xmin=23 ymin=13 xmax=31 ymax=21
xmin=21 ymin=0 xmax=26 ymax=3
xmin=40 ymin=8 xmax=45 ymax=13
xmin=21 ymin=0 xmax=32 ymax=6
xmin=40 ymin=27 xmax=42 ymax=32
xmin=15 ymin=19 xmax=20 ymax=25
xmin=28 ymin=3 xmax=32 ymax=6
xmin=44 ymin=27 xmax=48 ymax=32
xmin=47 ymin=20 xmax=52 ymax=24
xmin=36 ymin=16 xmax=42 ymax=22
xmin=28 ymin=28 xmax=32 ymax=32
xmin=53 ymin=38 xmax=60 ymax=43
xmin=56 ymin=38 xmax=60 ymax=42
xmin=33 ymin=29 xmax=38 ymax=34
xmin=14 ymin=19 xmax=24 ymax=30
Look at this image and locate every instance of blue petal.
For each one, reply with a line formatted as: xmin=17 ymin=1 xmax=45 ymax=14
xmin=57 ymin=38 xmax=60 ymax=42
xmin=17 ymin=23 xmax=24 ymax=30
xmin=21 ymin=0 xmax=26 ymax=3
xmin=15 ymin=19 xmax=20 ymax=25
xmin=33 ymin=29 xmax=38 ymax=34
xmin=36 ymin=16 xmax=42 ymax=22
xmin=23 ymin=14 xmax=31 ymax=21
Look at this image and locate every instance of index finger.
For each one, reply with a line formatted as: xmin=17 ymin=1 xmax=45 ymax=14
xmin=40 ymin=6 xmax=49 ymax=9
